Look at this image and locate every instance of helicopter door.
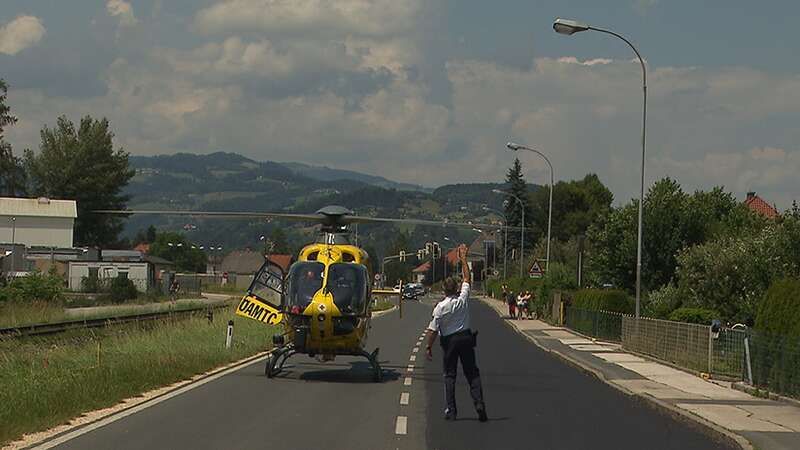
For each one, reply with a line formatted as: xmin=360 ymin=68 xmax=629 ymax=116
xmin=236 ymin=260 xmax=285 ymax=325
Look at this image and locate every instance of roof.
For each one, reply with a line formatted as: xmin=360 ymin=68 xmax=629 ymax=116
xmin=220 ymin=249 xmax=265 ymax=274
xmin=744 ymin=192 xmax=779 ymax=219
xmin=267 ymin=254 xmax=293 ymax=272
xmin=412 ymin=262 xmax=431 ymax=273
xmin=0 ymin=197 xmax=77 ymax=219
xmin=102 ymin=250 xmax=143 ymax=262
xmin=143 ymin=254 xmax=174 ymax=266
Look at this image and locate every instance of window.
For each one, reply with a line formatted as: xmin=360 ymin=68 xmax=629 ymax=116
xmin=285 ymin=262 xmax=325 ymax=309
xmin=327 ymin=263 xmax=368 ymax=315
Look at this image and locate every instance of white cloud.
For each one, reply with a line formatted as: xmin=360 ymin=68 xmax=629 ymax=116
xmin=107 ymin=0 xmax=138 ymax=27
xmin=194 ymin=0 xmax=423 ymax=36
xmin=0 ymin=15 xmax=45 ymax=55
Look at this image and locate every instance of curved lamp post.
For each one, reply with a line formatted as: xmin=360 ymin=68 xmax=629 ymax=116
xmin=553 ymin=17 xmax=647 ymax=318
xmin=507 ymin=142 xmax=553 ymax=272
xmin=492 ymin=189 xmax=525 ymax=278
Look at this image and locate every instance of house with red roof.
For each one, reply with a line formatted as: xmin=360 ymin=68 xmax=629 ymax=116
xmin=744 ymin=192 xmax=779 ymax=219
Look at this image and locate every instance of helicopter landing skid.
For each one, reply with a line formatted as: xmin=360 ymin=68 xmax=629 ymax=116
xmin=360 ymin=347 xmax=383 ymax=383
xmin=265 ymin=345 xmax=296 ymax=378
xmin=265 ymin=345 xmax=383 ymax=382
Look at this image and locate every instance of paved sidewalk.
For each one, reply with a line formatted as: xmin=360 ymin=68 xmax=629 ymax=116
xmin=480 ymin=296 xmax=800 ymax=450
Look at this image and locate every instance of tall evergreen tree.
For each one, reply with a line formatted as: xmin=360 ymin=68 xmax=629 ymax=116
xmin=0 ymin=79 xmax=26 ymax=196
xmin=503 ymin=158 xmax=534 ymax=260
xmin=25 ymin=115 xmax=135 ymax=247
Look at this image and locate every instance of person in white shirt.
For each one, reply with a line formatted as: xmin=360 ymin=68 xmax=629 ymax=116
xmin=425 ymin=244 xmax=487 ymax=422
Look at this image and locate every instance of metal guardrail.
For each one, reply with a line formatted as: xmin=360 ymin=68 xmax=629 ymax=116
xmin=0 ymin=303 xmax=232 ymax=338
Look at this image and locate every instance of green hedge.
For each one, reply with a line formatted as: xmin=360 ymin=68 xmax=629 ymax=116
xmin=572 ymin=289 xmax=633 ymax=314
xmin=668 ymin=307 xmax=718 ymax=325
xmin=756 ymin=278 xmax=800 ymax=337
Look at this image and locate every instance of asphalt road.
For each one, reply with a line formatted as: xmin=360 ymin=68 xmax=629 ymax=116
xmin=48 ymin=295 xmax=736 ymax=450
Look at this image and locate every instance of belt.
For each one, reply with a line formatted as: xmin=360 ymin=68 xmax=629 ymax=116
xmin=442 ymin=328 xmax=471 ymax=338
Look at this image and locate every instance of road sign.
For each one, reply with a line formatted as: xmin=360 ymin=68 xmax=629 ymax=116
xmin=528 ymin=260 xmax=544 ymax=279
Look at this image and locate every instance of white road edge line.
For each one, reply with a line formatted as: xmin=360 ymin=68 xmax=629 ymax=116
xmin=33 ymin=353 xmax=270 ymax=449
xmin=395 ymin=416 xmax=408 ymax=435
xmin=400 ymin=392 xmax=410 ymax=405
xmin=404 ymin=377 xmax=412 ymax=386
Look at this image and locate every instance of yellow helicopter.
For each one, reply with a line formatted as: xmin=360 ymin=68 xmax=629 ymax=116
xmin=99 ymin=205 xmax=499 ymax=382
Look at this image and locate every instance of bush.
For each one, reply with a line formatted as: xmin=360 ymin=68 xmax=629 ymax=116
xmin=644 ymin=282 xmax=684 ymax=319
xmin=755 ymin=278 xmax=800 ymax=337
xmin=80 ymin=276 xmax=102 ymax=293
xmin=667 ymin=307 xmax=718 ymax=325
xmin=0 ymin=271 xmax=64 ymax=303
xmin=108 ymin=276 xmax=138 ymax=303
xmin=573 ymin=288 xmax=633 ymax=314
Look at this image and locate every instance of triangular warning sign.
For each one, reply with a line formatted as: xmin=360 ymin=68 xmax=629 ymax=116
xmin=528 ymin=260 xmax=544 ymax=278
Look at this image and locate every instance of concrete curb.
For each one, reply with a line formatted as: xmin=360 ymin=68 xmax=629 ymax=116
xmin=371 ymin=305 xmax=398 ymax=318
xmin=477 ymin=297 xmax=753 ymax=450
xmin=11 ymin=350 xmax=273 ymax=450
xmin=732 ymin=382 xmax=800 ymax=409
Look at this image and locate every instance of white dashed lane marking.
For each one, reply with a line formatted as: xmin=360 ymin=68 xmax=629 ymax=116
xmin=400 ymin=392 xmax=410 ymax=405
xmin=404 ymin=377 xmax=412 ymax=386
xmin=406 ymin=365 xmax=414 ymax=373
xmin=395 ymin=416 xmax=408 ymax=435
xmin=409 ymin=355 xmax=416 ymax=362
xmin=412 ymin=347 xmax=419 ymax=353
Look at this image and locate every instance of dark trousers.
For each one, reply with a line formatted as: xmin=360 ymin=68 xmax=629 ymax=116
xmin=441 ymin=329 xmax=484 ymax=413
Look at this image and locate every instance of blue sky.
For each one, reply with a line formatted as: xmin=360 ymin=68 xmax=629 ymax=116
xmin=1 ymin=1 xmax=799 ymax=207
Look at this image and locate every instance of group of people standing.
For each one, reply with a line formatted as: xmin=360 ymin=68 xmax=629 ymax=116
xmin=501 ymin=285 xmax=535 ymax=320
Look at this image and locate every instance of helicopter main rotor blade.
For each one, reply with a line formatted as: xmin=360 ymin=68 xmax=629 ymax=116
xmin=93 ymin=208 xmax=512 ymax=231
xmin=93 ymin=210 xmax=324 ymax=221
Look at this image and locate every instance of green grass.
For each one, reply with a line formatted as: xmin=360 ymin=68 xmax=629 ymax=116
xmin=373 ymin=300 xmax=396 ymax=312
xmin=0 ymin=301 xmax=67 ymax=329
xmin=0 ymin=314 xmax=277 ymax=445
xmin=201 ymin=284 xmax=247 ymax=296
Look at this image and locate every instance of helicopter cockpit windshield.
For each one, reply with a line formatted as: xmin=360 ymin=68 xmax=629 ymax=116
xmin=328 ymin=263 xmax=368 ymax=315
xmin=285 ymin=262 xmax=325 ymax=311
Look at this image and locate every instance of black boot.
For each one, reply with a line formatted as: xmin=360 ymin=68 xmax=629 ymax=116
xmin=476 ymin=403 xmax=488 ymax=422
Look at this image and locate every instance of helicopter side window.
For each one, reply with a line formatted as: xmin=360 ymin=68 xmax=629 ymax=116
xmin=285 ymin=262 xmax=325 ymax=310
xmin=327 ymin=263 xmax=368 ymax=315
xmin=248 ymin=261 xmax=285 ymax=309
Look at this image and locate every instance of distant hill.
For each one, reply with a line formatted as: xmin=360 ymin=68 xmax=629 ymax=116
xmin=123 ymin=152 xmax=539 ymax=256
xmin=282 ymin=162 xmax=429 ymax=192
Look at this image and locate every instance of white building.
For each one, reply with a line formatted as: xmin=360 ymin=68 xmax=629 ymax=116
xmin=68 ymin=261 xmax=151 ymax=292
xmin=0 ymin=197 xmax=77 ymax=248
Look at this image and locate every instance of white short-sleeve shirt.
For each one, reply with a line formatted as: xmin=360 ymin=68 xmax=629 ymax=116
xmin=427 ymin=282 xmax=471 ymax=337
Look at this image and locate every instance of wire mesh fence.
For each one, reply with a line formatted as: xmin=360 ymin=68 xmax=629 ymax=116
xmin=564 ymin=307 xmax=624 ymax=343
xmin=621 ymin=316 xmax=711 ymax=373
xmin=559 ymin=301 xmax=800 ymax=399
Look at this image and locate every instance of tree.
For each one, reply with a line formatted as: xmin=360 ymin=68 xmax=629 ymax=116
xmin=148 ymin=231 xmax=207 ymax=273
xmin=384 ymin=230 xmax=413 ymax=284
xmin=25 ymin=116 xmax=135 ymax=247
xmin=268 ymin=227 xmax=290 ymax=254
xmin=587 ymin=178 xmax=754 ymax=293
xmin=503 ymin=158 xmax=534 ymax=256
xmin=530 ymin=174 xmax=613 ymax=243
xmin=0 ymin=79 xmax=26 ymax=196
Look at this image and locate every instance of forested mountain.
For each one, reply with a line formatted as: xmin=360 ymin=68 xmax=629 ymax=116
xmin=123 ymin=152 xmax=536 ymax=257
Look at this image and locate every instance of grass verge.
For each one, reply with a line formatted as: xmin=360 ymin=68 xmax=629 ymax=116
xmin=373 ymin=299 xmax=396 ymax=312
xmin=0 ymin=301 xmax=66 ymax=329
xmin=0 ymin=314 xmax=277 ymax=445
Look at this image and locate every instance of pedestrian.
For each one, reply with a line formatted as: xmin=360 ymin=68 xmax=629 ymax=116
xmin=506 ymin=288 xmax=516 ymax=319
xmin=425 ymin=244 xmax=487 ymax=422
xmin=527 ymin=291 xmax=536 ymax=319
xmin=516 ymin=291 xmax=527 ymax=319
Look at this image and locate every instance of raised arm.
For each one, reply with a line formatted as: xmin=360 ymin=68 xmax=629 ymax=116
xmin=459 ymin=244 xmax=471 ymax=285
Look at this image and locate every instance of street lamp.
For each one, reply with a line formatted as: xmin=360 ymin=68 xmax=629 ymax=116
xmin=492 ymin=189 xmax=525 ymax=278
xmin=483 ymin=206 xmax=508 ymax=279
xmin=553 ymin=17 xmax=648 ymax=318
xmin=507 ymin=142 xmax=554 ymax=271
